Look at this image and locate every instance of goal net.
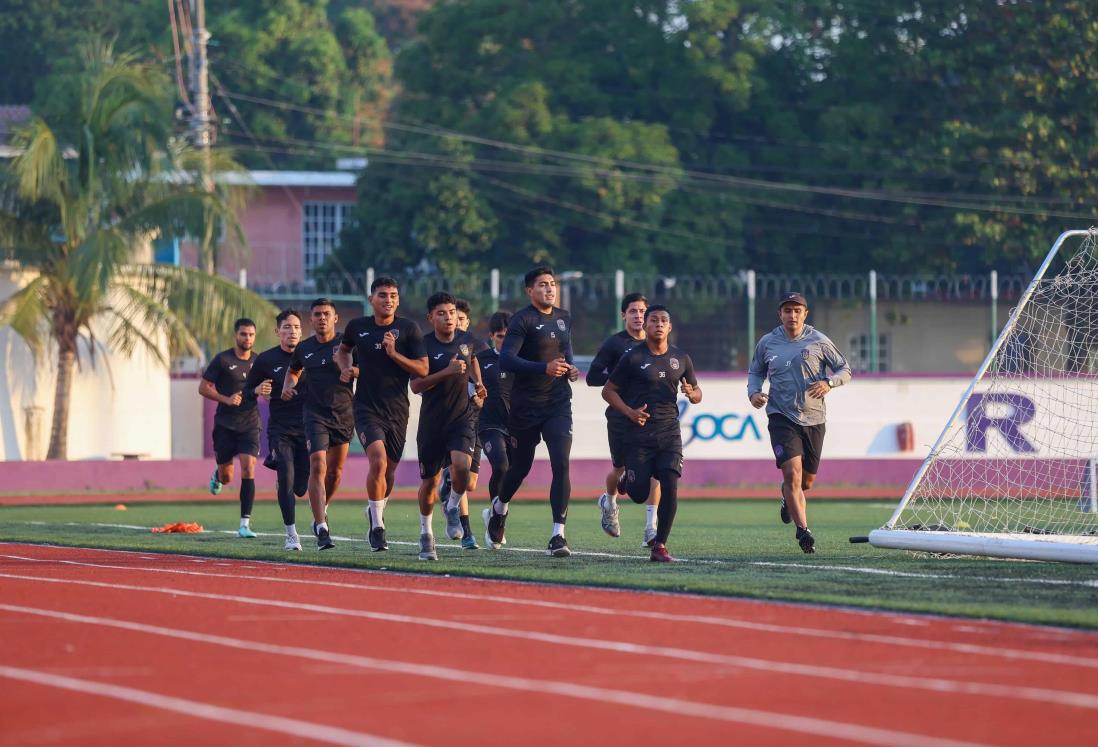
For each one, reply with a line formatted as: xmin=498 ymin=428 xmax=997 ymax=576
xmin=870 ymin=229 xmax=1098 ymax=563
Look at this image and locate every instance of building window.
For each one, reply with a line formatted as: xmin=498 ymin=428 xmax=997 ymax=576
xmin=303 ymin=202 xmax=352 ymax=275
xmin=847 ymin=334 xmax=890 ymax=373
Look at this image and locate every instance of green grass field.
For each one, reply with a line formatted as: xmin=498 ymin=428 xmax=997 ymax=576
xmin=2 ymin=498 xmax=1096 ymax=628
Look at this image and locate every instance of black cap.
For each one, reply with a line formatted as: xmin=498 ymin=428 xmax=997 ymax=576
xmin=778 ymin=291 xmax=808 ymax=309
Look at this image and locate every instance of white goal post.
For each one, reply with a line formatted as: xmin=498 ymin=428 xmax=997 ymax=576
xmin=870 ymin=229 xmax=1098 ymax=563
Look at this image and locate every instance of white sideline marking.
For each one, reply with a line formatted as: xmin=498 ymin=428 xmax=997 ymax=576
xmin=5 ymin=552 xmax=1096 ymax=670
xmin=36 ymin=520 xmax=1098 ymax=584
xmin=0 ymin=571 xmax=1095 ymax=711
xmin=0 ymin=663 xmax=417 ymax=747
xmin=0 ymin=603 xmax=988 ymax=747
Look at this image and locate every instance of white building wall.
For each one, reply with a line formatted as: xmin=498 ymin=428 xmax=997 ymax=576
xmin=0 ymin=265 xmax=172 ymax=460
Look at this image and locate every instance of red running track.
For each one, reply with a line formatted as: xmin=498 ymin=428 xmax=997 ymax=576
xmin=1 ymin=543 xmax=1097 ymax=746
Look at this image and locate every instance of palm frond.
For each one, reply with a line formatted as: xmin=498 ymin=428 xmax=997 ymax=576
xmin=0 ymin=276 xmax=50 ymax=357
xmin=11 ymin=120 xmax=66 ymax=205
xmin=108 ymin=280 xmax=199 ymax=363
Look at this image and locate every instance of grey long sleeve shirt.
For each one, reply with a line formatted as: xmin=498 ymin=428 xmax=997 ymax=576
xmin=747 ymin=324 xmax=852 ymax=426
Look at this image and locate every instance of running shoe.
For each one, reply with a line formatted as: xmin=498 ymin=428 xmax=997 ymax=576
xmin=483 ymin=507 xmax=507 ymax=550
xmin=796 ymin=527 xmax=816 ymax=554
xmin=237 ymin=525 xmax=257 ymax=539
xmin=444 ymin=501 xmax=464 ymax=540
xmin=368 ymin=526 xmax=388 ymax=552
xmin=284 ymin=534 xmax=302 ymax=551
xmin=650 ymin=543 xmax=673 ymax=563
xmin=316 ymin=525 xmax=335 ymax=551
xmin=779 ymin=484 xmax=791 ymax=524
xmin=598 ymin=493 xmax=621 ymax=538
xmin=461 ymin=533 xmax=479 ymax=550
xmin=642 ymin=527 xmax=658 ymax=548
xmin=546 ymin=534 xmax=571 ymax=558
xmin=418 ymin=533 xmax=438 ymax=561
xmin=209 ymin=470 xmax=222 ymax=495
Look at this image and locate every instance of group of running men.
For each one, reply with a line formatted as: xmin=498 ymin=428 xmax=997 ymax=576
xmin=200 ymin=268 xmax=850 ymax=560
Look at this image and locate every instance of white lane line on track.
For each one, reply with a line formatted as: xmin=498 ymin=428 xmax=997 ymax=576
xmin=0 ymin=603 xmax=988 ymax=747
xmin=29 ymin=520 xmax=1098 ymax=585
xmin=5 ymin=551 xmax=1096 ymax=671
xmin=0 ymin=663 xmax=417 ymax=747
xmin=0 ymin=571 xmax=1095 ymax=711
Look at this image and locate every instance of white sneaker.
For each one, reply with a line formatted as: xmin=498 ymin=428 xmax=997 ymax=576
xmin=284 ymin=534 xmax=302 ymax=551
xmin=642 ymin=527 xmax=657 ymax=548
xmin=598 ymin=493 xmax=621 ymax=538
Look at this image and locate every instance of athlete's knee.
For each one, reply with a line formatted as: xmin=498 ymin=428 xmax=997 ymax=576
xmin=802 ymin=473 xmax=816 ymax=491
xmin=366 ymin=446 xmax=387 ymax=472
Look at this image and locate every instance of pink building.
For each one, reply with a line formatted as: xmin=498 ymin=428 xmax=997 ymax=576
xmin=179 ymin=171 xmax=358 ymax=289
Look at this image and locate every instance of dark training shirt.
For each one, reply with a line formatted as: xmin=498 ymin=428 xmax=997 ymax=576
xmin=202 ymin=348 xmax=259 ymax=431
xmin=245 ymin=345 xmax=303 ymax=433
xmin=341 ymin=316 xmax=426 ymax=423
xmin=587 ymin=329 xmax=643 ymax=422
xmin=499 ymin=304 xmax=573 ymax=415
xmin=608 ymin=344 xmax=697 ymax=431
xmin=475 ymin=346 xmax=512 ymax=432
xmin=289 ymin=333 xmax=353 ymax=418
xmin=418 ymin=330 xmax=478 ymax=432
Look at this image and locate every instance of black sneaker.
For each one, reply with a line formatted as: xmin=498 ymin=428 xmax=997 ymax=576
xmin=796 ymin=527 xmax=815 ymax=554
xmin=546 ymin=534 xmax=571 ymax=558
xmin=483 ymin=507 xmax=507 ymax=549
xmin=317 ymin=525 xmax=335 ymax=551
xmin=780 ymin=497 xmax=791 ymax=525
xmin=368 ymin=525 xmax=388 ymax=552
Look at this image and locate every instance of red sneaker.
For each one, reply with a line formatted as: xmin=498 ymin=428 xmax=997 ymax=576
xmin=650 ymin=543 xmax=673 ymax=562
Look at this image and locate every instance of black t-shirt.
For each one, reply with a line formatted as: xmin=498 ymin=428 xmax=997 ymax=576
xmin=499 ymin=304 xmax=573 ymax=413
xmin=475 ymin=347 xmax=512 ymax=432
xmin=587 ymin=330 xmax=644 ymax=421
xmin=341 ymin=315 xmax=426 ymax=423
xmin=608 ymin=343 xmax=697 ymax=430
xmin=245 ymin=345 xmax=303 ymax=433
xmin=202 ymin=348 xmax=259 ymax=431
xmin=418 ymin=330 xmax=478 ymax=434
xmin=289 ymin=333 xmax=353 ymax=419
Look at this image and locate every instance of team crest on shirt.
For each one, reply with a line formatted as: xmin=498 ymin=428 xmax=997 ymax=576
xmin=390 ymin=328 xmax=401 ymax=339
xmin=459 ymin=344 xmax=470 ymax=356
xmin=801 ymin=349 xmax=811 ymax=360
xmin=556 ymin=319 xmax=566 ymax=331
xmin=670 ymin=358 xmax=680 ymax=370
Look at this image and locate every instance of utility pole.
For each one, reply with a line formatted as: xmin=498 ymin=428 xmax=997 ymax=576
xmin=187 ymin=0 xmax=216 ymax=273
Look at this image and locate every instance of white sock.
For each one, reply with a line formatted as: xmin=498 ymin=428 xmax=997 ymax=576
xmin=420 ymin=513 xmax=433 ymax=536
xmin=317 ymin=521 xmax=328 ymax=532
xmin=285 ymin=524 xmax=297 ymax=537
xmin=645 ymin=505 xmax=657 ymax=530
xmin=552 ymin=522 xmax=565 ymax=538
xmin=492 ymin=497 xmax=508 ymax=515
xmin=368 ymin=499 xmax=386 ymax=529
xmin=446 ymin=489 xmax=465 ymax=512
xmin=240 ymin=517 xmax=250 ymax=529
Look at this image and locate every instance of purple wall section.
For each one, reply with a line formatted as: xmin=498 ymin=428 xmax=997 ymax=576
xmin=0 ymin=457 xmax=921 ymax=499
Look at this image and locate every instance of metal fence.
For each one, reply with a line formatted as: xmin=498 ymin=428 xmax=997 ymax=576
xmin=255 ymin=270 xmax=1033 ymax=372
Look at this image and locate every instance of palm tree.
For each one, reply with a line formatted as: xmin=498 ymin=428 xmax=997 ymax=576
xmin=0 ymin=39 xmax=276 ymax=460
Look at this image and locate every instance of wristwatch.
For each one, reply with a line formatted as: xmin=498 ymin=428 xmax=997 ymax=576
xmin=827 ymin=377 xmax=839 ymax=388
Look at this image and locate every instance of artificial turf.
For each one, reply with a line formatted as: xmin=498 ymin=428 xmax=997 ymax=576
xmin=1 ymin=498 xmax=1096 ymax=628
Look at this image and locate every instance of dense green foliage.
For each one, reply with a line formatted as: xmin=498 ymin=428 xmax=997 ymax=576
xmin=2 ymin=499 xmax=1096 ymax=627
xmin=2 ymin=1 xmax=1095 ymax=276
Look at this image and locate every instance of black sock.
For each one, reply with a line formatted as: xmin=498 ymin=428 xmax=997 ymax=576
xmin=240 ymin=478 xmax=256 ymax=518
xmin=459 ymin=513 xmax=472 ymax=537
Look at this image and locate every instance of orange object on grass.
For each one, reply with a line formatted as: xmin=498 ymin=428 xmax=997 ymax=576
xmin=151 ymin=522 xmax=204 ymax=534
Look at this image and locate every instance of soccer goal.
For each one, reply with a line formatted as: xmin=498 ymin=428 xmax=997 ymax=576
xmin=870 ymin=229 xmax=1098 ymax=563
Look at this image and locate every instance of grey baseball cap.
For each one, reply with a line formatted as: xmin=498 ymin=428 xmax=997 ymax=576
xmin=778 ymin=291 xmax=808 ymax=309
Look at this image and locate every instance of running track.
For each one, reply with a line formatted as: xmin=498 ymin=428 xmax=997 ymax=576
xmin=1 ymin=543 xmax=1096 ymax=746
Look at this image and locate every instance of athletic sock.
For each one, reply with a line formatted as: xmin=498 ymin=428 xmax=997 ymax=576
xmin=240 ymin=478 xmax=255 ymax=518
xmin=420 ymin=513 xmax=433 ymax=536
xmin=459 ymin=514 xmax=472 ymax=537
xmin=368 ymin=499 xmax=386 ymax=529
xmin=645 ymin=504 xmax=657 ymax=530
xmin=492 ymin=497 xmax=508 ymax=516
xmin=446 ymin=489 xmax=465 ymax=512
xmin=317 ymin=521 xmax=328 ymax=533
xmin=552 ymin=522 xmax=565 ymax=538
xmin=239 ymin=517 xmax=250 ymax=529
xmin=285 ymin=524 xmax=298 ymax=538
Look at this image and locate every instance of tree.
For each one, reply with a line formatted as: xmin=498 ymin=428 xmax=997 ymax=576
xmin=0 ymin=39 xmax=276 ymax=460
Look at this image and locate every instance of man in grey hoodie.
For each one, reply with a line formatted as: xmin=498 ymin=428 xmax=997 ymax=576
xmin=747 ymin=292 xmax=851 ymax=553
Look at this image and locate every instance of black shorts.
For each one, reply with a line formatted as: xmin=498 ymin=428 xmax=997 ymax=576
xmin=304 ymin=412 xmax=354 ymax=454
xmin=356 ymin=411 xmax=407 ymax=463
xmin=268 ymin=428 xmax=308 ymax=465
xmin=418 ymin=419 xmax=477 ymax=479
xmin=212 ymin=424 xmax=260 ymax=465
xmin=443 ymin=433 xmax=482 ymax=474
xmin=606 ymin=415 xmax=631 ymax=469
xmin=625 ymin=427 xmax=684 ymax=480
xmin=768 ymin=413 xmax=826 ymax=475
